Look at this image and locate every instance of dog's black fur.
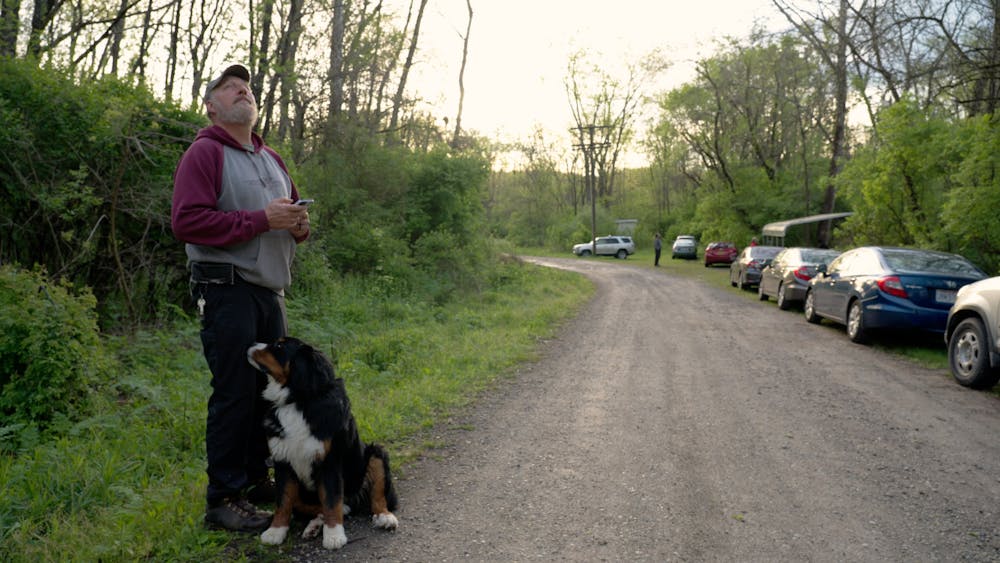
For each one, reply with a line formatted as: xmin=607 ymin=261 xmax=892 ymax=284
xmin=247 ymin=337 xmax=398 ymax=550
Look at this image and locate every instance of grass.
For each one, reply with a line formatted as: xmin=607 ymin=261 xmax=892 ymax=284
xmin=0 ymin=258 xmax=593 ymax=562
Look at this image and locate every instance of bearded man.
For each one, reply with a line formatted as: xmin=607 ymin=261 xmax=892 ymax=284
xmin=171 ymin=64 xmax=311 ymax=532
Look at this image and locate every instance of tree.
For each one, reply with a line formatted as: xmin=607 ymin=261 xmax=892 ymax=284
xmin=0 ymin=0 xmax=21 ymax=56
xmin=564 ymin=50 xmax=665 ymax=205
xmin=451 ymin=0 xmax=471 ymax=148
xmin=387 ymin=0 xmax=427 ymax=141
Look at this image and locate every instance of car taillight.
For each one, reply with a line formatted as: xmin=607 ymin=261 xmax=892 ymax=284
xmin=877 ymin=276 xmax=908 ymax=298
xmin=793 ymin=266 xmax=812 ymax=281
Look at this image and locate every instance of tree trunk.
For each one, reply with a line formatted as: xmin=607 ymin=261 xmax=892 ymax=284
xmin=28 ymin=0 xmax=64 ymax=57
xmin=165 ymin=0 xmax=181 ymax=102
xmin=129 ymin=0 xmax=154 ymax=78
xmin=388 ymin=0 xmax=428 ymax=141
xmin=274 ymin=0 xmax=303 ymax=144
xmin=451 ymin=0 xmax=472 ymax=148
xmin=324 ymin=0 xmax=345 ymax=145
xmin=0 ymin=0 xmax=21 ymax=57
xmin=818 ymin=0 xmax=849 ymax=247
xmin=250 ymin=0 xmax=275 ymax=106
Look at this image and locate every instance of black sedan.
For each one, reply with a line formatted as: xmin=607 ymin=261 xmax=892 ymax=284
xmin=730 ymin=245 xmax=782 ymax=290
xmin=803 ymin=246 xmax=987 ymax=343
xmin=758 ymin=247 xmax=842 ymax=309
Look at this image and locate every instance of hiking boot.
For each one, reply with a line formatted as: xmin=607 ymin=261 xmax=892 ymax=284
xmin=204 ymin=498 xmax=272 ymax=532
xmin=244 ymin=478 xmax=278 ymax=505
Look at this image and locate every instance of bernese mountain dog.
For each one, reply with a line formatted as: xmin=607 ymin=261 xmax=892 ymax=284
xmin=246 ymin=337 xmax=399 ymax=550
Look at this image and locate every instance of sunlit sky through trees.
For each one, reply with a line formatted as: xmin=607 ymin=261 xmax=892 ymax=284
xmin=395 ymin=0 xmax=791 ymax=165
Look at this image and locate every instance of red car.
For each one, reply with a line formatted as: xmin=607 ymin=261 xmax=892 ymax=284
xmin=704 ymin=241 xmax=738 ymax=267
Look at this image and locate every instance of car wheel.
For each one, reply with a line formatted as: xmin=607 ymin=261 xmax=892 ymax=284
xmin=758 ymin=282 xmax=768 ymax=301
xmin=804 ymin=290 xmax=821 ymax=324
xmin=846 ymin=299 xmax=869 ymax=344
xmin=949 ymin=317 xmax=1000 ymax=389
xmin=579 ymin=249 xmax=591 ymax=257
xmin=776 ymin=283 xmax=791 ymax=310
xmin=616 ymin=249 xmax=627 ymax=259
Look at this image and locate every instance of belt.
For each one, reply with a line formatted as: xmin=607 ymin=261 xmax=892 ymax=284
xmin=190 ymin=262 xmax=235 ymax=285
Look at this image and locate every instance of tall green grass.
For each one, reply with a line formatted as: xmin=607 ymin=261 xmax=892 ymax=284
xmin=0 ymin=259 xmax=592 ymax=562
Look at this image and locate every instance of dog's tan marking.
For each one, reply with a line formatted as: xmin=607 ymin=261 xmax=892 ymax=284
xmin=317 ymin=482 xmax=345 ymax=527
xmin=365 ymin=456 xmax=390 ymax=514
xmin=269 ymin=479 xmax=299 ymax=529
xmin=250 ymin=349 xmax=290 ymax=385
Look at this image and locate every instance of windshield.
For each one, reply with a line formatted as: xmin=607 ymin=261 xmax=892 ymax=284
xmin=801 ymin=249 xmax=841 ymax=264
xmin=882 ymin=249 xmax=983 ymax=276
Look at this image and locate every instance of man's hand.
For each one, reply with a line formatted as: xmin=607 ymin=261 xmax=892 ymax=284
xmin=265 ymin=198 xmax=310 ymax=233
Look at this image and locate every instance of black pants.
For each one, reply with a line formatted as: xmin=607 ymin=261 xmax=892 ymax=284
xmin=195 ymin=277 xmax=287 ymax=505
xmin=654 ymin=248 xmax=662 ymax=265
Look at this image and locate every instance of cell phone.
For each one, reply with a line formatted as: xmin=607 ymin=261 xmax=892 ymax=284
xmin=294 ymin=199 xmax=314 ymax=206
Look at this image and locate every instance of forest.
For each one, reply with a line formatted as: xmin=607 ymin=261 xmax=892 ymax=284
xmin=1 ymin=0 xmax=1000 ymax=439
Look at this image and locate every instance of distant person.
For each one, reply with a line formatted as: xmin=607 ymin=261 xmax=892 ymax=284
xmin=654 ymin=233 xmax=662 ymax=266
xmin=171 ymin=64 xmax=310 ymax=532
xmin=750 ymin=237 xmax=759 ymax=247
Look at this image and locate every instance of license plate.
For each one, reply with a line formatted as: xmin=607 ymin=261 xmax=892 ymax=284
xmin=936 ymin=289 xmax=957 ymax=304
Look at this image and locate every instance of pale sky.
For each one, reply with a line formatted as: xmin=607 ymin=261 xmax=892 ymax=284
xmin=395 ymin=0 xmax=792 ymax=158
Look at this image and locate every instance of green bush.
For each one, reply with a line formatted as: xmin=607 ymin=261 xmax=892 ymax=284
xmin=0 ymin=266 xmax=114 ymax=450
xmin=0 ymin=58 xmax=199 ymax=328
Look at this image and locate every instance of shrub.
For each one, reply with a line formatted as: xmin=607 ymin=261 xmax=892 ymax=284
xmin=0 ymin=265 xmax=113 ymax=449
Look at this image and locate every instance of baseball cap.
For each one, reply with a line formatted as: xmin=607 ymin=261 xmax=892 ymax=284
xmin=204 ymin=64 xmax=251 ymax=100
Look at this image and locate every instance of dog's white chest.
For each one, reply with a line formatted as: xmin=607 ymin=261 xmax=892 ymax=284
xmin=268 ymin=404 xmax=325 ymax=490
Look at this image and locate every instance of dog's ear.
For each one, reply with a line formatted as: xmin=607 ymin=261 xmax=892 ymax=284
xmin=311 ymin=347 xmax=336 ymax=384
xmin=287 ymin=342 xmax=337 ymax=396
xmin=287 ymin=341 xmax=316 ymax=394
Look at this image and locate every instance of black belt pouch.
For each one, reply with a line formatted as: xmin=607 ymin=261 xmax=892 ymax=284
xmin=190 ymin=262 xmax=235 ymax=285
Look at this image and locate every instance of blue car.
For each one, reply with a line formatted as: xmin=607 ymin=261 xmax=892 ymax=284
xmin=803 ymin=247 xmax=987 ymax=343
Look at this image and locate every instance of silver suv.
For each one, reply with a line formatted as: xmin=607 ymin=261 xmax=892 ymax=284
xmin=572 ymin=236 xmax=635 ymax=259
xmin=945 ymin=276 xmax=1000 ymax=389
xmin=671 ymin=235 xmax=697 ymax=259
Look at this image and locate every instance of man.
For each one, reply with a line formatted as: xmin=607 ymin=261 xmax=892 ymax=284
xmin=654 ymin=233 xmax=662 ymax=266
xmin=171 ymin=64 xmax=310 ymax=532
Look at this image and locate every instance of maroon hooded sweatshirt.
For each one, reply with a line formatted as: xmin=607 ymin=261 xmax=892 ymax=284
xmin=172 ymin=125 xmax=304 ymax=294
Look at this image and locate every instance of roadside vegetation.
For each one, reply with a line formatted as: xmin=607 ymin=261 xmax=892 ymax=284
xmin=0 ymin=258 xmax=593 ymax=561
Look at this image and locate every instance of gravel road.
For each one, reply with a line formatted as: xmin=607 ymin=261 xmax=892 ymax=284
xmin=291 ymin=257 xmax=1000 ymax=562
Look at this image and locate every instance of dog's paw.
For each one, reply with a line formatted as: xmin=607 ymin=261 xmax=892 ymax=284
xmin=301 ymin=515 xmax=324 ymax=539
xmin=260 ymin=526 xmax=289 ymax=545
xmin=322 ymin=524 xmax=348 ymax=550
xmin=372 ymin=512 xmax=398 ymax=530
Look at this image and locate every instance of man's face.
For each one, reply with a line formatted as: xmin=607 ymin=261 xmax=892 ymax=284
xmin=207 ymin=76 xmax=258 ymax=127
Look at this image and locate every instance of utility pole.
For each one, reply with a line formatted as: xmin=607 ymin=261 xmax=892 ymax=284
xmin=572 ymin=124 xmax=611 ymax=255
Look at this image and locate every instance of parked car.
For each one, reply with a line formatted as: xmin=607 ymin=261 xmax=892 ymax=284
xmin=671 ymin=235 xmax=698 ymax=259
xmin=758 ymin=247 xmax=842 ymax=310
xmin=571 ymin=235 xmax=635 ymax=259
xmin=704 ymin=241 xmax=738 ymax=267
xmin=804 ymin=247 xmax=987 ymax=344
xmin=729 ymin=245 xmax=782 ymax=290
xmin=944 ymin=276 xmax=1000 ymax=389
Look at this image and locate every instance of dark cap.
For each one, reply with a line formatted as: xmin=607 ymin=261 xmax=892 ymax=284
xmin=204 ymin=64 xmax=251 ymax=100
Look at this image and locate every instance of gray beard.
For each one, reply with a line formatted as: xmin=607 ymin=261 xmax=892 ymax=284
xmin=217 ymin=102 xmax=258 ymax=128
